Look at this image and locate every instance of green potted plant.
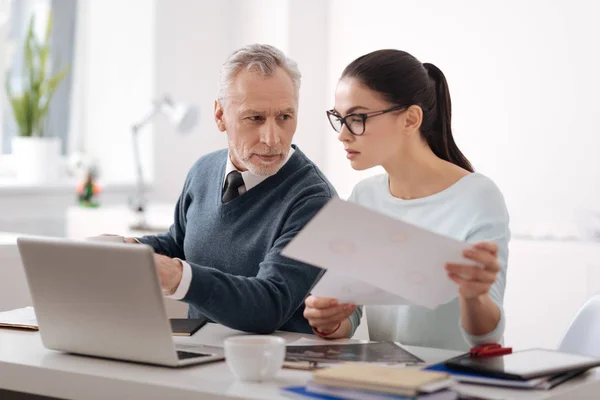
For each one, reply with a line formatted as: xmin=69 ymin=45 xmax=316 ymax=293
xmin=6 ymin=12 xmax=69 ymax=182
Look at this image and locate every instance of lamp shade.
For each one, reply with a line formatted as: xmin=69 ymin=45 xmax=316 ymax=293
xmin=162 ymin=100 xmax=199 ymax=134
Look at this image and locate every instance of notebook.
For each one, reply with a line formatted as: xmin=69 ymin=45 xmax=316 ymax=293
xmin=0 ymin=307 xmax=207 ymax=337
xmin=312 ymin=363 xmax=452 ymax=397
xmin=444 ymin=348 xmax=600 ymax=380
xmin=281 ymin=385 xmax=457 ymax=400
xmin=0 ymin=307 xmax=38 ymax=331
xmin=169 ymin=317 xmax=208 ymax=336
xmin=307 ymin=382 xmax=458 ymax=400
xmin=426 ymin=359 xmax=587 ymax=389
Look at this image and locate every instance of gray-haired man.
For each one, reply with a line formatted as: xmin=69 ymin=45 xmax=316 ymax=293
xmin=128 ymin=44 xmax=335 ymax=334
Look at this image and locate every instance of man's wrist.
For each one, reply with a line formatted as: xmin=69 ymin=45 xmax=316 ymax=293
xmin=167 ymin=258 xmax=184 ymax=295
xmin=313 ymin=319 xmax=352 ymax=339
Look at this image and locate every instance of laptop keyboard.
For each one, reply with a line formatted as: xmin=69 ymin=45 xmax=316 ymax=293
xmin=176 ymin=350 xmax=212 ymax=360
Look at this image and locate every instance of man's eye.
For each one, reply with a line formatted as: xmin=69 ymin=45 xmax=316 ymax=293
xmin=248 ymin=116 xmax=264 ymax=121
xmin=279 ymin=114 xmax=292 ymax=120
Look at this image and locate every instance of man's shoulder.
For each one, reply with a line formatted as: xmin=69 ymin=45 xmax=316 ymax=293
xmin=178 ymin=149 xmax=227 ymax=191
xmin=190 ymin=149 xmax=228 ymax=169
xmin=286 ymin=148 xmax=337 ymax=200
xmin=185 ymin=149 xmax=228 ymax=177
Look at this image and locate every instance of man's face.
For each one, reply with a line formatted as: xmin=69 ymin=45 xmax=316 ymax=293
xmin=214 ymin=67 xmax=298 ymax=176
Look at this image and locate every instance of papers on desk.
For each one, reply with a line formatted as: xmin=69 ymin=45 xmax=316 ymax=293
xmin=0 ymin=306 xmax=38 ymax=330
xmin=285 ymin=342 xmax=424 ymax=365
xmin=282 ymin=198 xmax=476 ymax=309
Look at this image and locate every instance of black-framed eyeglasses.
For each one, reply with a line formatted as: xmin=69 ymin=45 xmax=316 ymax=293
xmin=326 ymin=104 xmax=407 ymax=136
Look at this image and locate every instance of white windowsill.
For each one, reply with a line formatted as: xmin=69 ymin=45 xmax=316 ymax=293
xmin=0 ymin=178 xmax=141 ymax=195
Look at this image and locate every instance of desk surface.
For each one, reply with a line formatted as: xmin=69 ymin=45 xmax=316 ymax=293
xmin=0 ymin=232 xmax=19 ymax=245
xmin=0 ymin=324 xmax=599 ymax=400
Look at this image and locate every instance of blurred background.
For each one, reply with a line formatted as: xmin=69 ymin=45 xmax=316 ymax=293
xmin=0 ymin=0 xmax=599 ymax=349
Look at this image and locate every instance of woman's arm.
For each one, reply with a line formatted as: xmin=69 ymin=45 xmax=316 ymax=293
xmin=447 ymin=241 xmax=507 ymax=345
xmin=460 ymin=292 xmax=501 ymax=336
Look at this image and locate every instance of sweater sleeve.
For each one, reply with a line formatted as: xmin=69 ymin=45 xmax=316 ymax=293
xmin=348 ymin=307 xmax=363 ymax=338
xmin=459 ymin=184 xmax=511 ymax=346
xmin=180 ymin=196 xmax=329 ymax=334
xmin=136 ymin=172 xmax=192 ymax=259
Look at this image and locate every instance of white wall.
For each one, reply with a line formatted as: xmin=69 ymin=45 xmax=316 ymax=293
xmin=152 ymin=0 xmax=233 ymax=203
xmin=234 ymin=0 xmax=290 ymax=53
xmin=287 ymin=0 xmax=330 ymax=174
xmin=77 ymin=0 xmax=155 ymax=186
xmin=327 ymin=0 xmax=600 ymax=236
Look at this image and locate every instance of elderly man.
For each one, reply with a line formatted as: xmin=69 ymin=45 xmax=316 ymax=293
xmin=127 ymin=44 xmax=335 ymax=334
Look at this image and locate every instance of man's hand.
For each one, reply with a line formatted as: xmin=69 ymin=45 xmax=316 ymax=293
xmin=98 ymin=234 xmax=137 ymax=244
xmin=304 ymin=295 xmax=356 ymax=338
xmin=153 ymin=254 xmax=183 ymax=295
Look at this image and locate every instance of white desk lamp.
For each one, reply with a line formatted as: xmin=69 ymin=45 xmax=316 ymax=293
xmin=130 ymin=95 xmax=198 ymax=231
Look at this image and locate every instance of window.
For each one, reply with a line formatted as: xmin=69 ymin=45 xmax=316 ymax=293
xmin=1 ymin=0 xmax=76 ymax=155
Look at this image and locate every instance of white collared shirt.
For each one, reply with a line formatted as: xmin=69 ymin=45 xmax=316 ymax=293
xmin=166 ymin=147 xmax=295 ymax=300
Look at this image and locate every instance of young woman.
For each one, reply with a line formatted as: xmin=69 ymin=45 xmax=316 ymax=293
xmin=304 ymin=50 xmax=510 ymax=351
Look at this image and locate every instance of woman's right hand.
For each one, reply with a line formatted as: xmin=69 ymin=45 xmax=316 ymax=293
xmin=304 ymin=295 xmax=357 ymax=338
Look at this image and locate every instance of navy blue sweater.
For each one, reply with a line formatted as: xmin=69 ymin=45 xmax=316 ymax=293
xmin=138 ymin=146 xmax=335 ymax=334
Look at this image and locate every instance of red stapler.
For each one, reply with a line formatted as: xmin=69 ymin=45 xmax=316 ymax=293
xmin=469 ymin=343 xmax=513 ymax=358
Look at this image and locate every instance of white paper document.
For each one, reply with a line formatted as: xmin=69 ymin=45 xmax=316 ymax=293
xmin=282 ymin=198 xmax=476 ymax=309
xmin=0 ymin=306 xmax=38 ymax=329
xmin=310 ymin=270 xmax=409 ymax=305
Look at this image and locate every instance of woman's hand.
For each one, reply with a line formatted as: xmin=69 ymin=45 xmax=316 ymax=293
xmin=445 ymin=241 xmax=500 ymax=300
xmin=304 ymin=295 xmax=356 ymax=338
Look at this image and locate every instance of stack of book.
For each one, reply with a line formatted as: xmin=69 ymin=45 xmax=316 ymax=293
xmin=282 ymin=363 xmax=458 ymax=400
xmin=427 ymin=348 xmax=600 ymax=391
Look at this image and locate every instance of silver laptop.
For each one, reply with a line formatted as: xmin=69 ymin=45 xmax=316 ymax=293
xmin=17 ymin=236 xmax=224 ymax=367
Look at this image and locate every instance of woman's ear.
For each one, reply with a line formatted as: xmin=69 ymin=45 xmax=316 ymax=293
xmin=214 ymin=100 xmax=226 ymax=132
xmin=402 ymin=105 xmax=423 ymax=135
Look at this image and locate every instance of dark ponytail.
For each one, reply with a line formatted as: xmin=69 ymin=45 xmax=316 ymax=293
xmin=342 ymin=50 xmax=474 ymax=172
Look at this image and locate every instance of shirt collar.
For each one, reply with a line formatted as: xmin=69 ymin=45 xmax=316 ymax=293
xmin=224 ymin=147 xmax=295 ymax=191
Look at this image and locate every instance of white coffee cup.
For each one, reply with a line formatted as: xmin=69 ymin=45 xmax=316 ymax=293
xmin=224 ymin=336 xmax=286 ymax=382
xmin=85 ymin=235 xmax=124 ymax=243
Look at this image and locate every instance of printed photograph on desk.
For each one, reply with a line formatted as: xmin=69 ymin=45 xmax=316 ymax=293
xmin=285 ymin=342 xmax=424 ymax=365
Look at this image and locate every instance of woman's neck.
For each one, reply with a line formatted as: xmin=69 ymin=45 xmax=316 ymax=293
xmin=383 ymin=144 xmax=469 ymax=200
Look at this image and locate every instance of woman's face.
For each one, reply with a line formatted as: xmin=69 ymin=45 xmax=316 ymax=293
xmin=331 ymin=77 xmax=411 ymax=171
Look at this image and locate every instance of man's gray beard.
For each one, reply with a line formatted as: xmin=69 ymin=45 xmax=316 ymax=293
xmin=244 ymin=159 xmax=285 ymax=176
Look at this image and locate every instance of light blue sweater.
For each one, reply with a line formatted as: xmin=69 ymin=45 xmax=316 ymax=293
xmin=348 ymin=172 xmax=510 ymax=351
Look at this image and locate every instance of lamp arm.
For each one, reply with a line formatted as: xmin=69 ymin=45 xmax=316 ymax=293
xmin=130 ymin=100 xmax=164 ymax=222
xmin=131 ymin=126 xmax=146 ymax=212
xmin=132 ymin=100 xmax=164 ymax=131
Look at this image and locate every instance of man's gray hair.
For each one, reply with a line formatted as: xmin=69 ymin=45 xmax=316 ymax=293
xmin=217 ymin=44 xmax=301 ymax=103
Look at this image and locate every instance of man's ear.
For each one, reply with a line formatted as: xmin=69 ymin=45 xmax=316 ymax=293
xmin=214 ymin=100 xmax=226 ymax=132
xmin=402 ymin=105 xmax=423 ymax=136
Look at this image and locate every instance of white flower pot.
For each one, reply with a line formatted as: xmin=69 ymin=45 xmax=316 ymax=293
xmin=11 ymin=136 xmax=62 ymax=183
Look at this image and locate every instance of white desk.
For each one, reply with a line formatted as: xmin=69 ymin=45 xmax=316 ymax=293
xmin=0 ymin=324 xmax=599 ymax=400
